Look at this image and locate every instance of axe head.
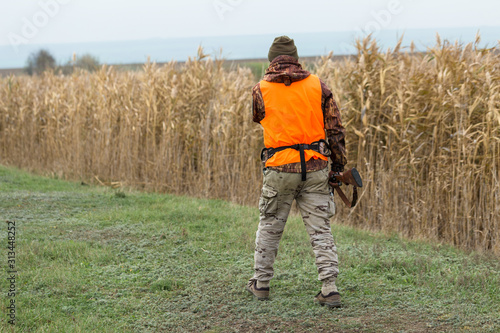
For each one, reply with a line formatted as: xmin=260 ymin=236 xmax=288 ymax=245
xmin=337 ymin=168 xmax=363 ymax=187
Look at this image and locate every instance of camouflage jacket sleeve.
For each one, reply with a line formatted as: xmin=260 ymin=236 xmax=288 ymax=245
xmin=252 ymin=83 xmax=265 ymax=123
xmin=320 ymin=80 xmax=347 ymax=170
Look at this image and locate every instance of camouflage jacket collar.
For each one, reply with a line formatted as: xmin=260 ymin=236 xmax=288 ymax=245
xmin=263 ymin=55 xmax=310 ymax=86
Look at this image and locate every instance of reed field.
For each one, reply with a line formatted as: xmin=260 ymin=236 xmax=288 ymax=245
xmin=0 ymin=37 xmax=499 ymax=255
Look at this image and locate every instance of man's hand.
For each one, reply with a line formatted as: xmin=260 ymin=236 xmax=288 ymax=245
xmin=328 ymin=170 xmax=342 ymax=187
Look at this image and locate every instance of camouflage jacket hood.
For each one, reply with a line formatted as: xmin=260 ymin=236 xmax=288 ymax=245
xmin=263 ymin=55 xmax=310 ymax=86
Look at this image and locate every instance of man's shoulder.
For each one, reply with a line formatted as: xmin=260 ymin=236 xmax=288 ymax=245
xmin=316 ymin=76 xmax=328 ymax=87
xmin=252 ymin=81 xmax=262 ymax=93
xmin=301 ymin=75 xmax=329 ymax=96
xmin=317 ymin=78 xmax=332 ymax=97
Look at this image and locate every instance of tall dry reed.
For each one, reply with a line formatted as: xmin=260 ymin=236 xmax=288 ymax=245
xmin=0 ymin=40 xmax=498 ymax=254
xmin=0 ymin=48 xmax=261 ymax=204
xmin=316 ymin=36 xmax=499 ymax=254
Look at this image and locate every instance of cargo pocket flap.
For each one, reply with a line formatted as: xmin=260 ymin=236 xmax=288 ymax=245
xmin=259 ymin=184 xmax=278 ymax=215
xmin=262 ymin=185 xmax=277 ymax=198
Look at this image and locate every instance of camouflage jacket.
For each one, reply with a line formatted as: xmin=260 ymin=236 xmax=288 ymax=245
xmin=252 ymin=55 xmax=347 ymax=173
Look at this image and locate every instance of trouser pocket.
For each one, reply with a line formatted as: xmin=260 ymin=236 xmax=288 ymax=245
xmin=328 ymin=194 xmax=336 ymax=218
xmin=259 ymin=184 xmax=278 ymax=216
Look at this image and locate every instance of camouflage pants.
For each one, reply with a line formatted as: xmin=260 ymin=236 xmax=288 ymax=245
xmin=252 ymin=167 xmax=339 ymax=282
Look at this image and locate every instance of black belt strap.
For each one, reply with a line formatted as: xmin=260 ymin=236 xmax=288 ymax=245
xmin=261 ymin=140 xmax=330 ymax=181
xmin=299 ymin=144 xmax=306 ymax=181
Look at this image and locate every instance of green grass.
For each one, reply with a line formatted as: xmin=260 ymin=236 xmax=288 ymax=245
xmin=0 ymin=165 xmax=499 ymax=332
xmin=239 ymin=61 xmax=268 ymax=79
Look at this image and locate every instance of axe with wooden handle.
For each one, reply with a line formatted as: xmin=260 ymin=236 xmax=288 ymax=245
xmin=329 ymin=168 xmax=363 ymax=208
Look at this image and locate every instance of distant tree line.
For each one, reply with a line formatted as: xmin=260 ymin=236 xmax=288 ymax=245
xmin=25 ymin=49 xmax=100 ymax=75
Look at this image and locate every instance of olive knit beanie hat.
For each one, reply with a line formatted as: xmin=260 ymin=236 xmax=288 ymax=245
xmin=268 ymin=36 xmax=299 ymax=62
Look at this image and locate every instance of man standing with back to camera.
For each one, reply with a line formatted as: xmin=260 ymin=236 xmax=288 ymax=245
xmin=246 ymin=36 xmax=347 ymax=308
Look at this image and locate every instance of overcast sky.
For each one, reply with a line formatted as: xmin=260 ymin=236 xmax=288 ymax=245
xmin=1 ymin=0 xmax=500 ymax=46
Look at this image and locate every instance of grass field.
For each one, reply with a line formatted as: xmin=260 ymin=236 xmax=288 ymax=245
xmin=0 ymin=165 xmax=499 ymax=332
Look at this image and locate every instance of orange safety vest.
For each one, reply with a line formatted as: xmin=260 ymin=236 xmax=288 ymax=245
xmin=260 ymin=74 xmax=327 ymax=167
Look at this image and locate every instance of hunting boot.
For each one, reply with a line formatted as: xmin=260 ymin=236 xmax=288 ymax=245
xmin=314 ymin=277 xmax=341 ymax=308
xmin=246 ymin=280 xmax=269 ymax=300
